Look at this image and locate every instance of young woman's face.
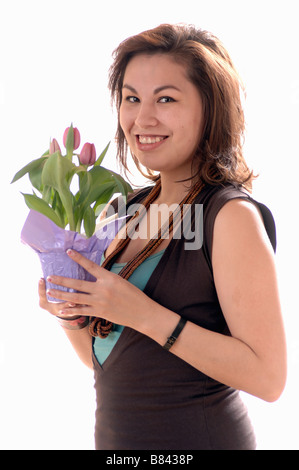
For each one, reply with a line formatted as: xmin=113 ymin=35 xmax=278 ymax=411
xmin=119 ymin=53 xmax=204 ymax=180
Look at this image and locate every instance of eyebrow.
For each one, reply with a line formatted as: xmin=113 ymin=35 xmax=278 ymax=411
xmin=122 ymin=84 xmax=182 ymax=94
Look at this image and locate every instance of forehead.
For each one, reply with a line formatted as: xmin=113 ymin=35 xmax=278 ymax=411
xmin=123 ymin=53 xmax=190 ymax=87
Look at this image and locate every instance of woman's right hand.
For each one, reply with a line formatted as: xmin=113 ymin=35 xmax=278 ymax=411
xmin=38 ymin=278 xmax=94 ymax=369
xmin=38 ymin=278 xmax=77 ymax=318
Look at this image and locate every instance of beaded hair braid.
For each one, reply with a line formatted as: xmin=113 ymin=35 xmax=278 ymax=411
xmin=88 ymin=179 xmax=204 ymax=338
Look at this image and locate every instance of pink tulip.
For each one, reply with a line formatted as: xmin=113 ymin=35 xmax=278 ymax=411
xmin=79 ymin=142 xmax=96 ymax=166
xmin=63 ymin=126 xmax=81 ymax=150
xmin=49 ymin=138 xmax=61 ymax=154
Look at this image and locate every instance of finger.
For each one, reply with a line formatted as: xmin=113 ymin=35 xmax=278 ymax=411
xmin=46 ymin=274 xmax=93 ymax=293
xmin=57 ymin=304 xmax=92 ymax=318
xmin=38 ymin=278 xmax=48 ymax=308
xmin=38 ymin=279 xmax=62 ymax=314
xmin=66 ymin=249 xmax=104 ymax=278
xmin=38 ymin=278 xmax=77 ymax=317
xmin=46 ymin=287 xmax=91 ymax=306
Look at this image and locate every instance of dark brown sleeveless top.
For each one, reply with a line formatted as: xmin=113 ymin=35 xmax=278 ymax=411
xmin=92 ymin=184 xmax=276 ymax=450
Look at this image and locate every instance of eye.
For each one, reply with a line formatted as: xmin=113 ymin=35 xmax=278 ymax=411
xmin=158 ymin=96 xmax=176 ymax=103
xmin=124 ymin=96 xmax=140 ymax=103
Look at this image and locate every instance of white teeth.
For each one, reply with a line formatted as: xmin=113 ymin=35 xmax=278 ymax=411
xmin=138 ymin=136 xmax=165 ymax=144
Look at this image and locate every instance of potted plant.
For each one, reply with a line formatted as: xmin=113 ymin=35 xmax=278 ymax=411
xmin=11 ymin=124 xmax=132 ymax=301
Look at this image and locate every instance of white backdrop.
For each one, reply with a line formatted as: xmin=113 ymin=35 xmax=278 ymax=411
xmin=0 ymin=0 xmax=298 ymax=450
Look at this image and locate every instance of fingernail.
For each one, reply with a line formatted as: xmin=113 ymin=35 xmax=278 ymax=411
xmin=39 ymin=278 xmax=44 ymax=284
xmin=46 ymin=289 xmax=52 ymax=296
xmin=47 ymin=276 xmax=52 ymax=282
xmin=66 ymin=249 xmax=73 ymax=256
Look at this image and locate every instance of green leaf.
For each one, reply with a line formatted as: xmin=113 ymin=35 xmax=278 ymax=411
xmin=29 ymin=158 xmax=47 ymax=192
xmin=111 ymin=173 xmax=128 ymax=196
xmin=42 ymin=185 xmax=53 ymax=204
xmin=108 ymin=168 xmax=132 ymax=194
xmin=93 ymin=141 xmax=110 ymax=167
xmin=82 ymin=166 xmax=132 ymax=220
xmin=51 ymin=190 xmax=66 ymax=226
xmin=41 ymin=151 xmax=75 ymax=188
xmin=41 ymin=151 xmax=76 ymax=230
xmin=89 ymin=165 xmax=114 ymax=182
xmin=83 ymin=166 xmax=115 ymax=206
xmin=65 ymin=124 xmax=74 ymax=157
xmin=83 ymin=206 xmax=96 ymax=238
xmin=22 ymin=193 xmax=64 ymax=228
xmin=11 ymin=156 xmax=48 ymax=184
xmin=94 ymin=185 xmax=118 ymax=216
xmin=74 ymin=171 xmax=93 ymax=230
xmin=77 ymin=171 xmax=92 ymax=206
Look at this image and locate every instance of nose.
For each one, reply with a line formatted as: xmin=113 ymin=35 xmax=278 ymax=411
xmin=135 ymin=102 xmax=159 ymax=128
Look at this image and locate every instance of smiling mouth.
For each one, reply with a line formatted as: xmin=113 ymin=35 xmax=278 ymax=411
xmin=137 ymin=135 xmax=168 ymax=144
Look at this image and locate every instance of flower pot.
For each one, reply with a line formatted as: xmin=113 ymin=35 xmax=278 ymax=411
xmin=21 ymin=209 xmax=124 ymax=302
xmin=37 ymin=249 xmax=103 ymax=302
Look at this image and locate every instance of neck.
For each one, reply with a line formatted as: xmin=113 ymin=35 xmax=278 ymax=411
xmin=155 ymin=173 xmax=194 ymax=205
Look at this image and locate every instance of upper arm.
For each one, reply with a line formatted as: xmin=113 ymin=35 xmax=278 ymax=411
xmin=212 ymin=199 xmax=286 ymax=368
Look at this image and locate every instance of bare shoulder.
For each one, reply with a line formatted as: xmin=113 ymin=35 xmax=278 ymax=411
xmin=213 ymin=198 xmax=273 ymax=253
xmin=211 ymin=197 xmax=277 ymax=310
xmin=215 ymin=197 xmax=262 ymax=227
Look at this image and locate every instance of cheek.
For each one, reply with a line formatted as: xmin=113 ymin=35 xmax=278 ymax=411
xmin=186 ymin=113 xmax=203 ymax=145
xmin=176 ymin=118 xmax=199 ymax=143
xmin=119 ymin=108 xmax=135 ymax=142
xmin=119 ymin=108 xmax=126 ymax=133
xmin=173 ymin=119 xmax=202 ymax=159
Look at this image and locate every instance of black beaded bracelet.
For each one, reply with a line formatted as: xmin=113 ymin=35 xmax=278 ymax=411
xmin=163 ymin=317 xmax=187 ymax=351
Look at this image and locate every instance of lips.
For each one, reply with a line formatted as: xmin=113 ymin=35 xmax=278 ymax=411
xmin=133 ymin=133 xmax=169 ymax=153
xmin=138 ymin=135 xmax=166 ymax=144
xmin=135 ymin=134 xmax=169 ymax=150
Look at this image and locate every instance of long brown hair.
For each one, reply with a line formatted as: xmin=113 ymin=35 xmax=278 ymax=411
xmin=109 ymin=23 xmax=255 ymax=191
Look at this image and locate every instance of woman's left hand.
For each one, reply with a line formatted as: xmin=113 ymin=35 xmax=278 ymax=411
xmin=45 ymin=249 xmax=154 ymax=330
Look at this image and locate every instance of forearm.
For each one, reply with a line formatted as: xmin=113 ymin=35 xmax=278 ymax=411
xmin=138 ymin=303 xmax=284 ymax=402
xmin=168 ymin=321 xmax=266 ymax=398
xmin=61 ymin=324 xmax=93 ymax=370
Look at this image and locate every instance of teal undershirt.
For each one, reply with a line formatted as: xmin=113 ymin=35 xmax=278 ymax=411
xmin=93 ymin=249 xmax=165 ymax=365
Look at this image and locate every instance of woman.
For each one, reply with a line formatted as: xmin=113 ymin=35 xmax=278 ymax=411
xmin=39 ymin=24 xmax=287 ymax=450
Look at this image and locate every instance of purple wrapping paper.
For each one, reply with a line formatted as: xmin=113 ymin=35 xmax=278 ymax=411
xmin=21 ymin=210 xmax=125 ymax=302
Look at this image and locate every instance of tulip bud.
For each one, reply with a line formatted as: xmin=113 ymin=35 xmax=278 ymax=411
xmin=49 ymin=138 xmax=61 ymax=154
xmin=63 ymin=126 xmax=81 ymax=150
xmin=79 ymin=143 xmax=96 ymax=166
